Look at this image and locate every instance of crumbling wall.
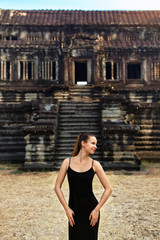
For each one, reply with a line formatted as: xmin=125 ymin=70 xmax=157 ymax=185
xmin=101 ymin=94 xmax=140 ymax=170
xmin=100 ymin=88 xmax=160 ymax=169
xmin=0 ymin=20 xmax=160 ymax=170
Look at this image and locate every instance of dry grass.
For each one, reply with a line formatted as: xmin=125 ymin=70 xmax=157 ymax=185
xmin=0 ymin=163 xmax=160 ymax=240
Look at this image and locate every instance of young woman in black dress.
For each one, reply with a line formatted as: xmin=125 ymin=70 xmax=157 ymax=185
xmin=54 ymin=133 xmax=112 ymax=240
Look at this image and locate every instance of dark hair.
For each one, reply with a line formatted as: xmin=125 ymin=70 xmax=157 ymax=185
xmin=72 ymin=133 xmax=95 ymax=157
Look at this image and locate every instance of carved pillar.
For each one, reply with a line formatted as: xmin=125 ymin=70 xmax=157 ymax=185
xmin=47 ymin=61 xmax=50 ymax=79
xmin=64 ymin=54 xmax=69 ymax=84
xmin=26 ymin=62 xmax=28 ymax=80
xmin=23 ymin=62 xmax=25 ymax=80
xmin=3 ymin=61 xmax=6 ymax=80
xmin=1 ymin=61 xmax=3 ymax=80
xmin=31 ymin=61 xmax=34 ymax=80
xmin=51 ymin=61 xmax=53 ymax=80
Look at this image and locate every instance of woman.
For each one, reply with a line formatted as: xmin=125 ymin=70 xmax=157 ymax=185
xmin=54 ymin=133 xmax=112 ymax=240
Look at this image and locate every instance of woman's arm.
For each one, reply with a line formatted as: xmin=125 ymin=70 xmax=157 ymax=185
xmin=54 ymin=158 xmax=75 ymax=227
xmin=89 ymin=161 xmax=112 ymax=227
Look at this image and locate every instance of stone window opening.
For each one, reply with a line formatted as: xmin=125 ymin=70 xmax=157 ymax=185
xmin=6 ymin=36 xmax=10 ymax=40
xmin=42 ymin=61 xmax=57 ymax=80
xmin=151 ymin=62 xmax=160 ymax=80
xmin=50 ymin=36 xmax=57 ymax=41
xmin=107 ymin=36 xmax=112 ymax=41
xmin=146 ymin=35 xmax=158 ymax=41
xmin=105 ymin=61 xmax=120 ymax=80
xmin=19 ymin=61 xmax=34 ymax=80
xmin=0 ymin=35 xmax=18 ymax=41
xmin=0 ymin=61 xmax=11 ymax=80
xmin=124 ymin=36 xmax=137 ymax=41
xmin=11 ymin=36 xmax=18 ymax=40
xmin=26 ymin=32 xmax=42 ymax=41
xmin=127 ymin=63 xmax=141 ymax=79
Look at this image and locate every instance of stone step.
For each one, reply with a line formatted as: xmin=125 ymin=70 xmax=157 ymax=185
xmin=136 ymin=129 xmax=160 ymax=135
xmin=59 ymin=106 xmax=100 ymax=111
xmin=58 ymin=114 xmax=100 ymax=118
xmin=59 ymin=109 xmax=100 ymax=114
xmin=138 ymin=124 xmax=160 ymax=129
xmin=136 ymin=151 xmax=160 ymax=161
xmin=55 ymin=145 xmax=102 ymax=151
xmin=60 ymin=102 xmax=99 ymax=106
xmin=135 ymin=146 xmax=160 ymax=150
xmin=57 ymin=128 xmax=101 ymax=132
xmin=135 ymin=136 xmax=160 ymax=140
xmin=135 ymin=141 xmax=160 ymax=145
xmin=69 ymin=91 xmax=92 ymax=95
xmin=54 ymin=100 xmax=103 ymax=164
xmin=58 ymin=117 xmax=101 ymax=122
xmin=56 ymin=138 xmax=102 ymax=143
xmin=54 ymin=155 xmax=103 ymax=163
xmin=56 ymin=134 xmax=102 ymax=140
xmin=57 ymin=129 xmax=100 ymax=133
xmin=57 ymin=122 xmax=101 ymax=127
xmin=0 ymin=136 xmax=24 ymax=141
xmin=55 ymin=150 xmax=103 ymax=155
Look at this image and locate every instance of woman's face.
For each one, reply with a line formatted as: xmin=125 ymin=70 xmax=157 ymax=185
xmin=82 ymin=136 xmax=97 ymax=154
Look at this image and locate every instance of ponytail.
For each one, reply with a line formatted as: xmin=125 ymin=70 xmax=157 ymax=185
xmin=72 ymin=133 xmax=95 ymax=157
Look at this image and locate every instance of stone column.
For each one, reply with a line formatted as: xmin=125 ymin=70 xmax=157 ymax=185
xmin=64 ymin=54 xmax=69 ymax=84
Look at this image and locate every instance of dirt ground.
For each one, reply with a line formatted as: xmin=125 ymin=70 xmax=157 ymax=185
xmin=0 ymin=163 xmax=160 ymax=240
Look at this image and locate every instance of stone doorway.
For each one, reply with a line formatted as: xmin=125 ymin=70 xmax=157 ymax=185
xmin=72 ymin=59 xmax=92 ymax=85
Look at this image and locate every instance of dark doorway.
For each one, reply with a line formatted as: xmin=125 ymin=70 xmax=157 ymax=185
xmin=75 ymin=61 xmax=87 ymax=84
xmin=127 ymin=63 xmax=141 ymax=79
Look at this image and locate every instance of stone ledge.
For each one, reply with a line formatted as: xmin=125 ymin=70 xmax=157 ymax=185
xmin=102 ymin=161 xmax=141 ymax=171
xmin=19 ymin=162 xmax=54 ymax=171
xmin=102 ymin=123 xmax=140 ymax=132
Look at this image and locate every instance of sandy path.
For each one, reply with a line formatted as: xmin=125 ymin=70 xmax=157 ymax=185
xmin=0 ymin=167 xmax=160 ymax=240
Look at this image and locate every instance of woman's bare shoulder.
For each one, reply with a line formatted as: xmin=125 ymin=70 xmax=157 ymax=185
xmin=60 ymin=157 xmax=70 ymax=169
xmin=92 ymin=160 xmax=103 ymax=172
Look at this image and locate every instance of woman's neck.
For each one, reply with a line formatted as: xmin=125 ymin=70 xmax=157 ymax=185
xmin=77 ymin=149 xmax=89 ymax=162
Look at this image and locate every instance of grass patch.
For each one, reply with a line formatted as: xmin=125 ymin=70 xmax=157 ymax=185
xmin=123 ymin=171 xmax=133 ymax=175
xmin=10 ymin=169 xmax=24 ymax=175
xmin=141 ymin=161 xmax=160 ymax=168
xmin=0 ymin=163 xmax=23 ymax=174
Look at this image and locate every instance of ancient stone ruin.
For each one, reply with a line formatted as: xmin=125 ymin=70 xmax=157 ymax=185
xmin=0 ymin=9 xmax=160 ymax=170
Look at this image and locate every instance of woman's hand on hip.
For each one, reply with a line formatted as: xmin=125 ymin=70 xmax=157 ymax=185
xmin=65 ymin=207 xmax=75 ymax=227
xmin=89 ymin=209 xmax=99 ymax=227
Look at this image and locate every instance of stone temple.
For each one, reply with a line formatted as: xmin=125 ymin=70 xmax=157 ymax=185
xmin=0 ymin=9 xmax=160 ymax=170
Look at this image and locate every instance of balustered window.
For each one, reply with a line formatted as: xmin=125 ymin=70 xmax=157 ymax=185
xmin=151 ymin=62 xmax=160 ymax=80
xmin=19 ymin=61 xmax=34 ymax=80
xmin=42 ymin=61 xmax=56 ymax=80
xmin=0 ymin=61 xmax=11 ymax=80
xmin=105 ymin=61 xmax=121 ymax=80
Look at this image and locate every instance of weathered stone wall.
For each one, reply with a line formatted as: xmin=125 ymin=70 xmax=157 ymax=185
xmin=0 ymin=15 xmax=160 ymax=169
xmin=101 ymin=93 xmax=140 ymax=170
xmin=22 ymin=97 xmax=59 ymax=170
xmin=100 ymin=89 xmax=160 ymax=168
xmin=0 ymin=87 xmax=59 ymax=170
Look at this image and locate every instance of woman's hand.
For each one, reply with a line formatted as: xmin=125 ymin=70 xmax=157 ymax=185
xmin=89 ymin=208 xmax=99 ymax=227
xmin=65 ymin=207 xmax=75 ymax=227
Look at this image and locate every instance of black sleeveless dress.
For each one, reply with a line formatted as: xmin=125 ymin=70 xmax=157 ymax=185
xmin=67 ymin=158 xmax=100 ymax=240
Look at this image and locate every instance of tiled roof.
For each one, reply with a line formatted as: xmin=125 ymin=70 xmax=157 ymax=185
xmin=104 ymin=39 xmax=160 ymax=49
xmin=0 ymin=9 xmax=160 ymax=26
xmin=0 ymin=39 xmax=160 ymax=49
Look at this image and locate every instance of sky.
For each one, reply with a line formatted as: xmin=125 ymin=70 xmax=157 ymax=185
xmin=0 ymin=0 xmax=160 ymax=11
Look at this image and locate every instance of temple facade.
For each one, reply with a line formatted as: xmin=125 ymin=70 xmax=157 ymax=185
xmin=0 ymin=9 xmax=160 ymax=170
